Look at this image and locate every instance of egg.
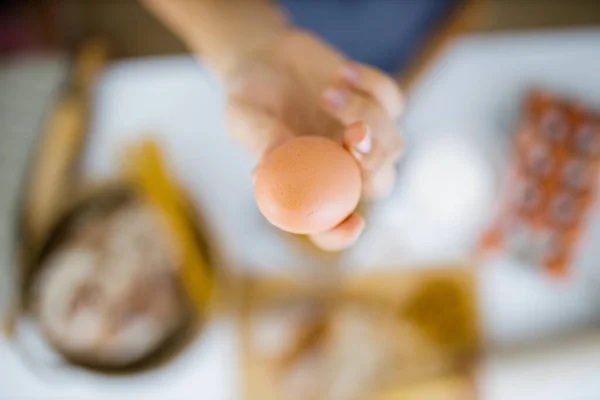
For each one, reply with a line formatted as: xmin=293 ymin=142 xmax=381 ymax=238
xmin=254 ymin=137 xmax=362 ymax=234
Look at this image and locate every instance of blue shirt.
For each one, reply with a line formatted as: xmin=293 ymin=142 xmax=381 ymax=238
xmin=281 ymin=0 xmax=459 ymax=74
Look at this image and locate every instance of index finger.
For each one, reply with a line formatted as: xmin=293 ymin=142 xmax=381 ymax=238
xmin=340 ymin=63 xmax=404 ymax=119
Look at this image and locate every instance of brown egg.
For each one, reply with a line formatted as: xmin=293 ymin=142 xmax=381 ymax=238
xmin=254 ymin=137 xmax=362 ymax=234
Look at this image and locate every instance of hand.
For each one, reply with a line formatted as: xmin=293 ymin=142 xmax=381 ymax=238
xmin=226 ymin=30 xmax=404 ymax=250
xmin=140 ymin=0 xmax=403 ymax=251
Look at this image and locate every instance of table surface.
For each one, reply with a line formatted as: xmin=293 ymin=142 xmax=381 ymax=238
xmin=2 ymin=29 xmax=600 ymax=400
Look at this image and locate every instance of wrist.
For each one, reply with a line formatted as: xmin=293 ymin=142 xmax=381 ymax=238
xmin=143 ymin=0 xmax=291 ymax=75
xmin=193 ymin=15 xmax=292 ymax=77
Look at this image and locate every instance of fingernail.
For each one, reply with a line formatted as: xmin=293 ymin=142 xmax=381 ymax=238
xmin=355 ymin=126 xmax=372 ymax=154
xmin=341 ymin=66 xmax=360 ymax=85
xmin=322 ymin=88 xmax=347 ymax=109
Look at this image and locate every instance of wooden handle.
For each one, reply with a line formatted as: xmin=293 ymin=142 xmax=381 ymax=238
xmin=23 ymin=39 xmax=109 ymax=249
xmin=25 ymin=93 xmax=88 ymax=246
xmin=6 ymin=40 xmax=110 ymax=335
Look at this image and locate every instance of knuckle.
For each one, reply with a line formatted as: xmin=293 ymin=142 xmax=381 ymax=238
xmin=345 ymin=96 xmax=382 ymax=122
xmin=338 ymin=94 xmax=369 ymax=122
xmin=364 ymin=67 xmax=394 ymax=90
xmin=362 ymin=103 xmax=388 ymax=132
xmin=371 ymin=74 xmax=394 ymax=93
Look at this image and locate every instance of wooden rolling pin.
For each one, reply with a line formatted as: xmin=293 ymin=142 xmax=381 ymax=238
xmin=4 ymin=39 xmax=109 ymax=336
xmin=23 ymin=38 xmax=109 ymax=252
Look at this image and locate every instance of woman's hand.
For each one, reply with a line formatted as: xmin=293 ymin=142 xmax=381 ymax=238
xmin=227 ymin=30 xmax=403 ymax=250
xmin=142 ymin=1 xmax=404 ymax=250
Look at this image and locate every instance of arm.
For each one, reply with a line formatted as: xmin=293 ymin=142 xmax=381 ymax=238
xmin=142 ymin=0 xmax=404 ymax=252
xmin=141 ymin=0 xmax=289 ymax=76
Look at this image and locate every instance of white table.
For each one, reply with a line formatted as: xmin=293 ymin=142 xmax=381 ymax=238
xmin=2 ymin=29 xmax=600 ymax=400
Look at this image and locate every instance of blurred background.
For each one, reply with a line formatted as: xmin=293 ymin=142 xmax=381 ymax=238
xmin=1 ymin=1 xmax=600 ymax=399
xmin=3 ymin=1 xmax=600 ymax=61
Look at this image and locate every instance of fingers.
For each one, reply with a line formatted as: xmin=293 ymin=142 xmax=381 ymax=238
xmin=340 ymin=63 xmax=404 ymax=119
xmin=308 ymin=213 xmax=365 ymax=252
xmin=343 ymin=123 xmax=397 ymax=199
xmin=342 ymin=121 xmax=388 ymax=173
xmin=321 ymin=85 xmax=403 ymax=163
xmin=321 ymin=84 xmax=402 ymax=163
xmin=322 ymin=85 xmax=384 ymax=128
xmin=321 ymin=79 xmax=403 ymax=200
xmin=363 ymin=164 xmax=397 ymax=199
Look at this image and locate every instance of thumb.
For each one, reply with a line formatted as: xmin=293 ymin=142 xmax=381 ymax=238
xmin=308 ymin=213 xmax=365 ymax=251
